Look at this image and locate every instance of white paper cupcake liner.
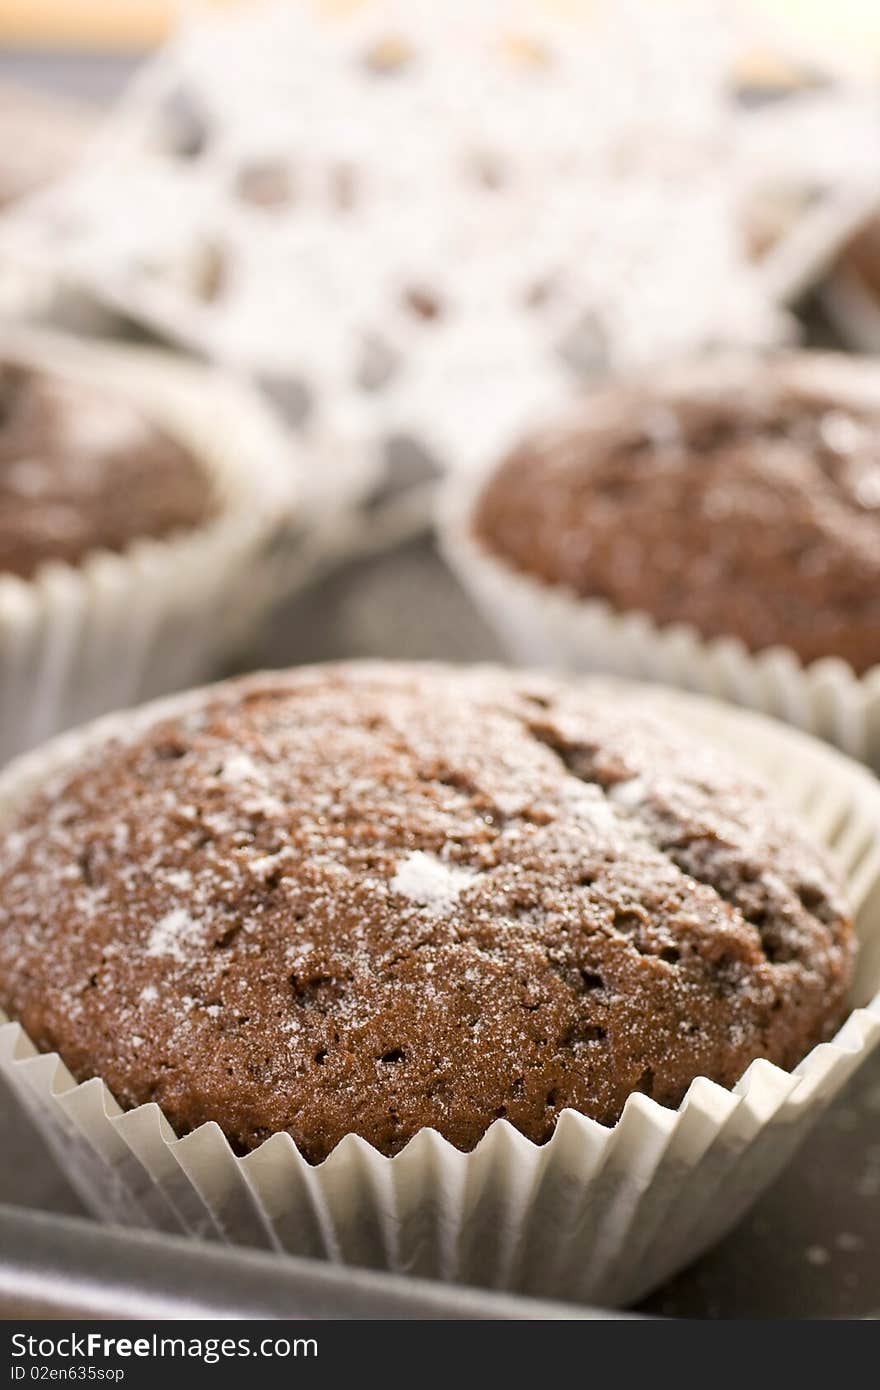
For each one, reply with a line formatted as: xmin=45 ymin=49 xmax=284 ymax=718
xmin=757 ymin=183 xmax=880 ymax=310
xmin=0 ymin=679 xmax=878 ymax=1308
xmin=438 ymin=354 xmax=880 ymax=773
xmin=0 ymin=327 xmax=302 ymax=765
xmin=770 ymin=192 xmax=880 ymax=356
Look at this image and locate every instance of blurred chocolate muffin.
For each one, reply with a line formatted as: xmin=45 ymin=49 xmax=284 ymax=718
xmin=0 ymin=663 xmax=854 ymax=1162
xmin=0 ymin=361 xmax=215 ymax=579
xmin=473 ymin=355 xmax=880 ymax=672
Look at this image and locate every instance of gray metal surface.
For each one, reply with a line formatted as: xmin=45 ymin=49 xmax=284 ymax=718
xmin=0 ymin=49 xmax=136 ymax=104
xmin=0 ymin=1204 xmax=613 ymax=1320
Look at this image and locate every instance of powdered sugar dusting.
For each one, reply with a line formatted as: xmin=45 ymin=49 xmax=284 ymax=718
xmin=609 ymin=778 xmax=647 ymax=809
xmin=146 ymin=908 xmax=204 ymax=961
xmin=220 ymin=752 xmax=262 ymax=784
xmin=560 ymin=780 xmax=620 ymax=827
xmin=390 ymin=851 xmax=478 ymax=913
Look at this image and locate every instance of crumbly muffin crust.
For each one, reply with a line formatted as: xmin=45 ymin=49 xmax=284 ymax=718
xmin=472 ymin=358 xmax=880 ymax=672
xmin=0 ymin=361 xmax=215 ymax=579
xmin=0 ymin=663 xmax=854 ymax=1162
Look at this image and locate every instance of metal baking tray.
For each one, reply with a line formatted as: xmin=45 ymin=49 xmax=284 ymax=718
xmin=0 ymin=1203 xmax=616 ymax=1320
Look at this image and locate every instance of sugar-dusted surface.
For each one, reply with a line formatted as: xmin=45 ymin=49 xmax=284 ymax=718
xmin=0 ymin=360 xmax=215 ymax=579
xmin=474 ymin=354 xmax=880 ymax=672
xmin=0 ymin=663 xmax=854 ymax=1162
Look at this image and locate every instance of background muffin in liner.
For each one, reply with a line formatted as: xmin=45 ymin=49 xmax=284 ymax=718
xmin=0 ymin=676 xmax=877 ymax=1309
xmin=0 ymin=326 xmax=300 ymax=764
xmin=440 ymin=351 xmax=880 ymax=772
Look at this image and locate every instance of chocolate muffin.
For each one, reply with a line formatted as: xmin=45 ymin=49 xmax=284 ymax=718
xmin=473 ymin=355 xmax=880 ymax=673
xmin=0 ymin=663 xmax=853 ymax=1162
xmin=0 ymin=361 xmax=216 ymax=580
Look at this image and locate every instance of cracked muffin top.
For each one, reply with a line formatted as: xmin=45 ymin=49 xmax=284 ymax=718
xmin=472 ymin=354 xmax=880 ymax=673
xmin=0 ymin=360 xmax=215 ymax=580
xmin=0 ymin=662 xmax=854 ymax=1161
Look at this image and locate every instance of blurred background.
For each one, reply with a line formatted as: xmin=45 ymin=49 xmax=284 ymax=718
xmin=0 ymin=1 xmax=879 ymax=53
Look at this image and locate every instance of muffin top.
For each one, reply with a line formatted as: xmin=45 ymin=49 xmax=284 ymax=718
xmin=0 ymin=361 xmax=215 ymax=580
xmin=472 ymin=355 xmax=880 ymax=673
xmin=0 ymin=663 xmax=853 ymax=1162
